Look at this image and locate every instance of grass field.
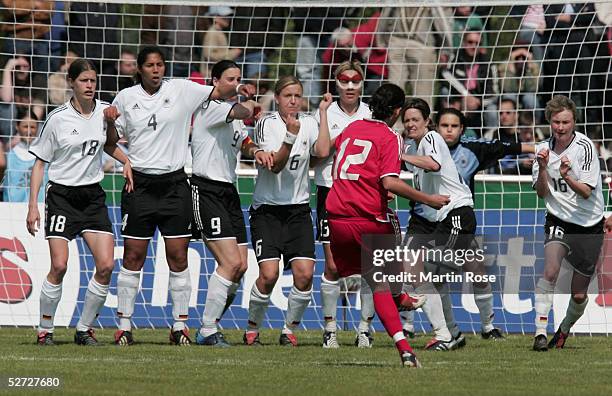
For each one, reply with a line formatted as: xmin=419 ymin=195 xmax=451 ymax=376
xmin=1 ymin=328 xmax=611 ymax=396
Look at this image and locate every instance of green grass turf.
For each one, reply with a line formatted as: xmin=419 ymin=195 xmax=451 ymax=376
xmin=0 ymin=328 xmax=611 ymax=396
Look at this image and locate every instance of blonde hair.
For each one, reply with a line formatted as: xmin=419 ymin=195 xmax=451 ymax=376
xmin=274 ymin=76 xmax=302 ymax=96
xmin=333 ymin=60 xmax=364 ymax=79
xmin=545 ymin=95 xmax=577 ymax=123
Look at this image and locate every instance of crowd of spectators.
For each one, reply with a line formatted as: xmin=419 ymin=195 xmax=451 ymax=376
xmin=1 ymin=3 xmax=612 ymax=201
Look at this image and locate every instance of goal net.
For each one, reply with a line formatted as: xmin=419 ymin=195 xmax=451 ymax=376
xmin=1 ymin=0 xmax=611 ymax=335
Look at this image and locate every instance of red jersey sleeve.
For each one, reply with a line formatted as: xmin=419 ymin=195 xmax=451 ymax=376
xmin=378 ymin=131 xmax=402 ymax=178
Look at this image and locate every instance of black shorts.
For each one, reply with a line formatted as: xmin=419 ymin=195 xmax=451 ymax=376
xmin=249 ymin=204 xmax=315 ymax=269
xmin=191 ymin=175 xmax=247 ymax=245
xmin=405 ymin=206 xmax=477 ymax=250
xmin=121 ymin=169 xmax=192 ymax=239
xmin=316 ymin=186 xmax=331 ymax=243
xmin=544 ymin=214 xmax=604 ymax=277
xmin=45 ymin=181 xmax=112 ymax=241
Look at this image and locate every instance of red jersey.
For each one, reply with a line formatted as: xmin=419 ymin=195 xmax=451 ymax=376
xmin=326 ymin=118 xmax=402 ymax=221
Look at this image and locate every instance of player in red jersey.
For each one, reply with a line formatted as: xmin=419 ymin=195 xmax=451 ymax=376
xmin=326 ymin=83 xmax=450 ymax=367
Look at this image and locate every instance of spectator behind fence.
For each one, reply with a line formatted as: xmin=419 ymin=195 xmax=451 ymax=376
xmin=230 ymin=7 xmax=287 ymax=82
xmin=441 ymin=30 xmax=498 ymax=135
xmin=200 ymin=6 xmax=241 ymax=79
xmin=47 ymin=50 xmax=78 ymax=106
xmin=497 ymin=42 xmax=542 ymax=122
xmin=352 ymin=11 xmax=388 ymax=98
xmin=1 ymin=0 xmax=54 ymax=74
xmin=291 ymin=7 xmax=346 ymax=109
xmin=486 ymin=97 xmax=524 ymax=174
xmin=3 ymin=109 xmax=46 ymax=202
xmin=452 ymin=7 xmax=489 ymax=51
xmin=321 ymin=28 xmax=364 ymax=96
xmin=510 ymin=5 xmax=546 ymax=62
xmin=68 ymin=2 xmax=120 ymax=75
xmin=99 ymin=50 xmax=137 ymax=103
xmin=378 ymin=6 xmax=454 ymax=110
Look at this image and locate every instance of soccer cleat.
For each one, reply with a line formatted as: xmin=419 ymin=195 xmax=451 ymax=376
xmin=279 ymin=333 xmax=298 ymax=347
xmin=449 ymin=332 xmax=466 ymax=350
xmin=195 ymin=331 xmax=231 ymax=347
xmin=74 ymin=329 xmax=98 ymax=346
xmin=394 ymin=292 xmax=426 ymax=311
xmin=400 ymin=350 xmax=422 ymax=368
xmin=548 ymin=328 xmax=569 ymax=349
xmin=169 ymin=328 xmax=192 ymax=346
xmin=243 ymin=331 xmax=262 ymax=346
xmin=37 ymin=331 xmax=54 ymax=346
xmin=322 ymin=331 xmax=339 ymax=349
xmin=532 ymin=334 xmax=548 ymax=352
xmin=425 ymin=337 xmax=453 ymax=351
xmin=482 ymin=328 xmax=505 ymax=340
xmin=354 ymin=332 xmax=374 ymax=348
xmin=403 ymin=329 xmax=416 ymax=339
xmin=114 ymin=330 xmax=134 ymax=346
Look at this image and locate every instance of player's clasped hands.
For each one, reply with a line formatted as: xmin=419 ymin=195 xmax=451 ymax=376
xmin=103 ymin=105 xmax=121 ymax=122
xmin=255 ymin=150 xmax=274 ymax=171
xmin=559 ymin=155 xmax=571 ymax=178
xmin=286 ymin=114 xmax=300 ymax=135
xmin=537 ymin=148 xmax=549 ymax=168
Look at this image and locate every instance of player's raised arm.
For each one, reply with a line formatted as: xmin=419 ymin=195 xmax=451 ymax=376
xmin=534 ymin=148 xmax=550 ymax=199
xmin=559 ymin=155 xmax=592 ymax=199
xmin=311 ymin=93 xmax=332 ymax=158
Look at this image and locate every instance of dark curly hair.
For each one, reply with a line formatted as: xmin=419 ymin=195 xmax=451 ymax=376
xmin=369 ymin=83 xmax=405 ymax=121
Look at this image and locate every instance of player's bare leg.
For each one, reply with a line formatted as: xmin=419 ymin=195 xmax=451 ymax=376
xmin=533 ymin=243 xmax=565 ymax=351
xmin=37 ymin=238 xmax=69 ymax=346
xmin=321 ymin=243 xmax=341 ymax=348
xmin=75 ymin=232 xmax=115 ymax=346
xmin=165 ymin=236 xmax=192 ymax=345
xmin=281 ymin=259 xmax=314 ymax=346
xmin=196 ymin=238 xmax=247 ymax=346
xmin=549 ymin=270 xmax=591 ymax=349
xmin=244 ymin=259 xmax=278 ymax=345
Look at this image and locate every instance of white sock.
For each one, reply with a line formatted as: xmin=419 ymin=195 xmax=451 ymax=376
xmin=560 ymin=296 xmax=588 ymax=333
xmin=38 ymin=279 xmax=62 ymax=333
xmin=416 ymin=282 xmax=452 ymax=341
xmin=247 ymin=283 xmax=270 ymax=331
xmin=200 ymin=270 xmax=232 ymax=337
xmin=76 ymin=278 xmax=109 ymax=332
xmin=169 ymin=268 xmax=191 ymax=332
xmin=534 ymin=278 xmax=555 ymax=337
xmin=358 ymin=277 xmax=375 ymax=333
xmin=284 ymin=286 xmax=312 ymax=333
xmin=320 ymin=275 xmax=340 ymax=332
xmin=437 ymin=283 xmax=460 ymax=338
xmin=474 ymin=283 xmax=494 ymax=333
xmin=117 ymin=266 xmax=140 ymax=332
xmin=400 ymin=311 xmax=415 ymax=333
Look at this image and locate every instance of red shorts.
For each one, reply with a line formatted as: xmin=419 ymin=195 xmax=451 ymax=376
xmin=328 ymin=218 xmax=394 ymax=278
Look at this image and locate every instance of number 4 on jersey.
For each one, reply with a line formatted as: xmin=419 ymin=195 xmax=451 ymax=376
xmin=333 ymin=138 xmax=372 ymax=180
xmin=148 ymin=114 xmax=157 ymax=131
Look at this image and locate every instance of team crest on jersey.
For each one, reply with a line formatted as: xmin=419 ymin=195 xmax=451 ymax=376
xmin=132 ymin=103 xmax=140 ymax=110
xmin=70 ymin=129 xmax=79 ymax=135
xmin=163 ymin=98 xmax=171 ymax=108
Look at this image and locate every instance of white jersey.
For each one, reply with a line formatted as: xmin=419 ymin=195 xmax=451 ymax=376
xmin=412 ymin=130 xmax=473 ymax=222
xmin=191 ymin=100 xmax=248 ymax=183
xmin=532 ymin=132 xmax=603 ymax=227
xmin=29 ymin=99 xmax=109 ymax=186
xmin=252 ymin=112 xmax=319 ymax=207
xmin=112 ymin=79 xmax=213 ymax=175
xmin=313 ymin=101 xmax=371 ymax=187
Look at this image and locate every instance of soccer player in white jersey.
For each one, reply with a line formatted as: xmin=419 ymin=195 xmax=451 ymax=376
xmin=312 ymin=61 xmax=375 ymax=349
xmin=26 ymin=59 xmax=132 ymax=346
xmin=104 ymin=47 xmax=247 ymax=346
xmin=532 ymin=95 xmax=604 ymax=351
xmin=244 ymin=76 xmax=331 ymax=346
xmin=190 ymin=60 xmax=273 ymax=347
xmin=400 ymin=98 xmax=487 ymax=351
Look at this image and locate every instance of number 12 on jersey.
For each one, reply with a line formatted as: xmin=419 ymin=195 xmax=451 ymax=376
xmin=333 ymin=138 xmax=372 ymax=180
